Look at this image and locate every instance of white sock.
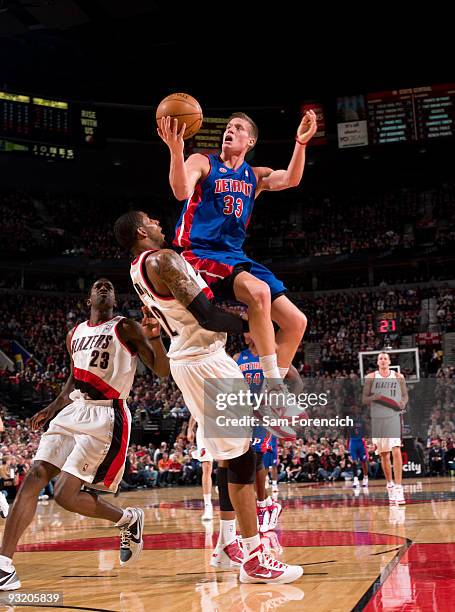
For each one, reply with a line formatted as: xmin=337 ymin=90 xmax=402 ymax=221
xmin=272 ymin=480 xmax=277 ymax=487
xmin=0 ymin=554 xmax=12 ymax=569
xmin=243 ymin=534 xmax=261 ymax=556
xmin=115 ymin=508 xmax=133 ymax=528
xmin=203 ymin=494 xmax=212 ymax=506
xmin=257 ymin=499 xmax=267 ymax=508
xmin=219 ymin=519 xmax=236 ymax=545
xmin=265 ymin=496 xmax=273 ymax=507
xmin=387 ymin=481 xmax=395 ymax=488
xmin=259 ymin=354 xmax=281 ymax=380
xmin=278 ymin=367 xmax=289 ymax=378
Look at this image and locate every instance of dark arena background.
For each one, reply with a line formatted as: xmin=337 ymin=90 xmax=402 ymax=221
xmin=0 ymin=3 xmax=454 ymax=611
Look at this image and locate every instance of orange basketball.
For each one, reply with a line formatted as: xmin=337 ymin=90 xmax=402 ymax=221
xmin=156 ymin=93 xmax=203 ymax=140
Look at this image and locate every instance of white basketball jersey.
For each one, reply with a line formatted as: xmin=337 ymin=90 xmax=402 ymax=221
xmin=371 ymin=369 xmax=402 ymax=417
xmin=130 ymin=249 xmax=226 ymax=360
xmin=70 ymin=316 xmax=137 ymax=400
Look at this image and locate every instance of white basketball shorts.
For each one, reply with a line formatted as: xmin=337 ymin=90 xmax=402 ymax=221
xmin=373 ymin=438 xmax=402 ymax=454
xmin=171 ymin=348 xmax=250 ymax=461
xmin=191 ymin=426 xmax=214 ymax=463
xmin=34 ymin=397 xmax=131 ymax=493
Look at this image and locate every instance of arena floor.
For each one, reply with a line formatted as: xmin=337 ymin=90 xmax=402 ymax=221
xmin=2 ymin=477 xmax=455 ymax=611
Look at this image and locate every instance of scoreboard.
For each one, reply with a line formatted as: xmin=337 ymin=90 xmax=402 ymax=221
xmin=0 ymin=90 xmax=101 ymax=159
xmin=366 ymin=90 xmax=415 ymax=145
xmin=188 ymin=116 xmax=229 ymax=153
xmin=367 ymin=83 xmax=455 ymax=145
xmin=413 ymin=83 xmax=455 ymax=140
xmin=376 ymin=311 xmax=400 ymax=334
xmin=335 ymin=83 xmax=455 ymax=148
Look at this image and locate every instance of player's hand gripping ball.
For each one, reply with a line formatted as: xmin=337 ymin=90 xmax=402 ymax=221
xmin=156 ymin=93 xmax=203 ymax=140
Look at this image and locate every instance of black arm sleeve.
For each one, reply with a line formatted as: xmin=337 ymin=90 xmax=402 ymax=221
xmin=187 ymin=291 xmax=248 ymax=334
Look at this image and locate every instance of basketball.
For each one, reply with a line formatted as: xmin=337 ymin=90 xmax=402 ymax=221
xmin=156 ymin=92 xmax=203 ymax=140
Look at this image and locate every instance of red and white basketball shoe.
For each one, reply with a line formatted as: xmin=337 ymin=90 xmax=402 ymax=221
xmin=257 ymin=505 xmax=271 ymax=534
xmin=394 ymin=484 xmax=405 ymax=505
xmin=240 ymin=546 xmax=303 ymax=584
xmin=210 ymin=537 xmax=243 ymax=569
xmin=267 ymin=500 xmax=283 ymax=531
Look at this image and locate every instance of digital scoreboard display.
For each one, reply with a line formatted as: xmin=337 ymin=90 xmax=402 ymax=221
xmin=366 ymin=84 xmax=455 ymax=145
xmin=376 ymin=311 xmax=400 ymax=334
xmin=0 ymin=90 xmax=101 ymax=155
xmin=189 ymin=116 xmax=229 ymax=153
xmin=413 ymin=83 xmax=455 ymax=140
xmin=366 ymin=90 xmax=415 ymax=145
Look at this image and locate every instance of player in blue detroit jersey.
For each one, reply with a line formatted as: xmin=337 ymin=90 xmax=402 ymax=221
xmin=233 ymin=332 xmax=282 ymax=532
xmin=348 ymin=406 xmax=369 ymax=487
xmin=158 ymin=110 xmax=317 ymax=394
xmin=233 ymin=332 xmax=303 ymax=530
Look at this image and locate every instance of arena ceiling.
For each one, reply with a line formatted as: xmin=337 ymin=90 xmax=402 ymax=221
xmin=0 ymin=1 xmax=451 ymax=107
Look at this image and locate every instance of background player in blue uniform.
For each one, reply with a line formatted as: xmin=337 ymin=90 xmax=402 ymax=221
xmin=158 ymin=110 xmax=317 ymax=400
xmin=233 ymin=332 xmax=281 ymax=533
xmin=348 ymin=406 xmax=369 ymax=488
xmin=233 ymin=332 xmax=303 ymax=532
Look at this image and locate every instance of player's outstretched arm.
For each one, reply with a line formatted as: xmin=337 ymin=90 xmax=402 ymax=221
xmin=157 ymin=116 xmax=210 ymax=200
xmin=254 ymin=109 xmax=317 ymax=197
xmin=30 ymin=329 xmax=75 ymax=430
xmin=147 ymin=249 xmax=248 ymax=334
xmin=118 ymin=316 xmax=170 ymax=378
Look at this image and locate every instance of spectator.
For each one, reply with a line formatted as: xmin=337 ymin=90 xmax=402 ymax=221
xmin=157 ymin=452 xmax=172 ymax=487
xmin=429 ymin=439 xmax=445 ymax=476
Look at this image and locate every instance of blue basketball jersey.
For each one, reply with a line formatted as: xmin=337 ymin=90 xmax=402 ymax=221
xmin=235 ymin=348 xmax=275 ymax=453
xmin=236 ymin=348 xmax=263 ymax=392
xmin=173 ymin=154 xmax=257 ymax=252
xmin=351 ymin=415 xmax=366 ymax=439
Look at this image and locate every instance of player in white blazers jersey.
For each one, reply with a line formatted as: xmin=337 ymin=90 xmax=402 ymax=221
xmin=0 ymin=278 xmax=169 ymax=591
xmin=362 ymin=352 xmax=408 ymax=505
xmin=114 ymin=210 xmax=304 ymax=585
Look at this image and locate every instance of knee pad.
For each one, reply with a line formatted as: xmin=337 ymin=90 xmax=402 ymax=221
xmin=255 ymin=452 xmax=264 ymax=472
xmin=227 ymin=446 xmax=256 ymax=485
xmin=217 ymin=467 xmax=234 ymax=511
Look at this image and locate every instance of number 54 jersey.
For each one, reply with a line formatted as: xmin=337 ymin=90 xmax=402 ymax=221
xmin=70 ymin=316 xmax=136 ymax=400
xmin=130 ymin=249 xmax=226 ymax=361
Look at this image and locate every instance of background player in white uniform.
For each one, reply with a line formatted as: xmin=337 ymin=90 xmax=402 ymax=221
xmin=114 ymin=210 xmax=304 ymax=585
xmin=0 ymin=279 xmax=169 ymax=591
xmin=363 ymin=352 xmax=408 ymax=505
xmin=187 ymin=415 xmax=214 ymax=520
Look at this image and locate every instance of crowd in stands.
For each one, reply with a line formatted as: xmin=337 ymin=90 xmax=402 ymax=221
xmin=1 ymin=181 xmax=454 ymax=501
xmin=2 ymin=286 xmax=455 ymax=421
xmin=0 ymin=193 xmax=41 ymax=254
xmin=296 ymin=287 xmax=425 ymax=373
xmin=436 ymin=288 xmax=455 ymax=332
xmin=0 ymin=191 xmax=174 ymax=260
xmin=426 ymin=366 xmax=455 ymax=448
xmin=2 ymin=402 xmax=454 ymax=505
xmin=1 ymin=181 xmax=454 ymax=261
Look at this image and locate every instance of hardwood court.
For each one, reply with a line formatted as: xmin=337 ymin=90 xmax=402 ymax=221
xmin=2 ymin=477 xmax=455 ymax=611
